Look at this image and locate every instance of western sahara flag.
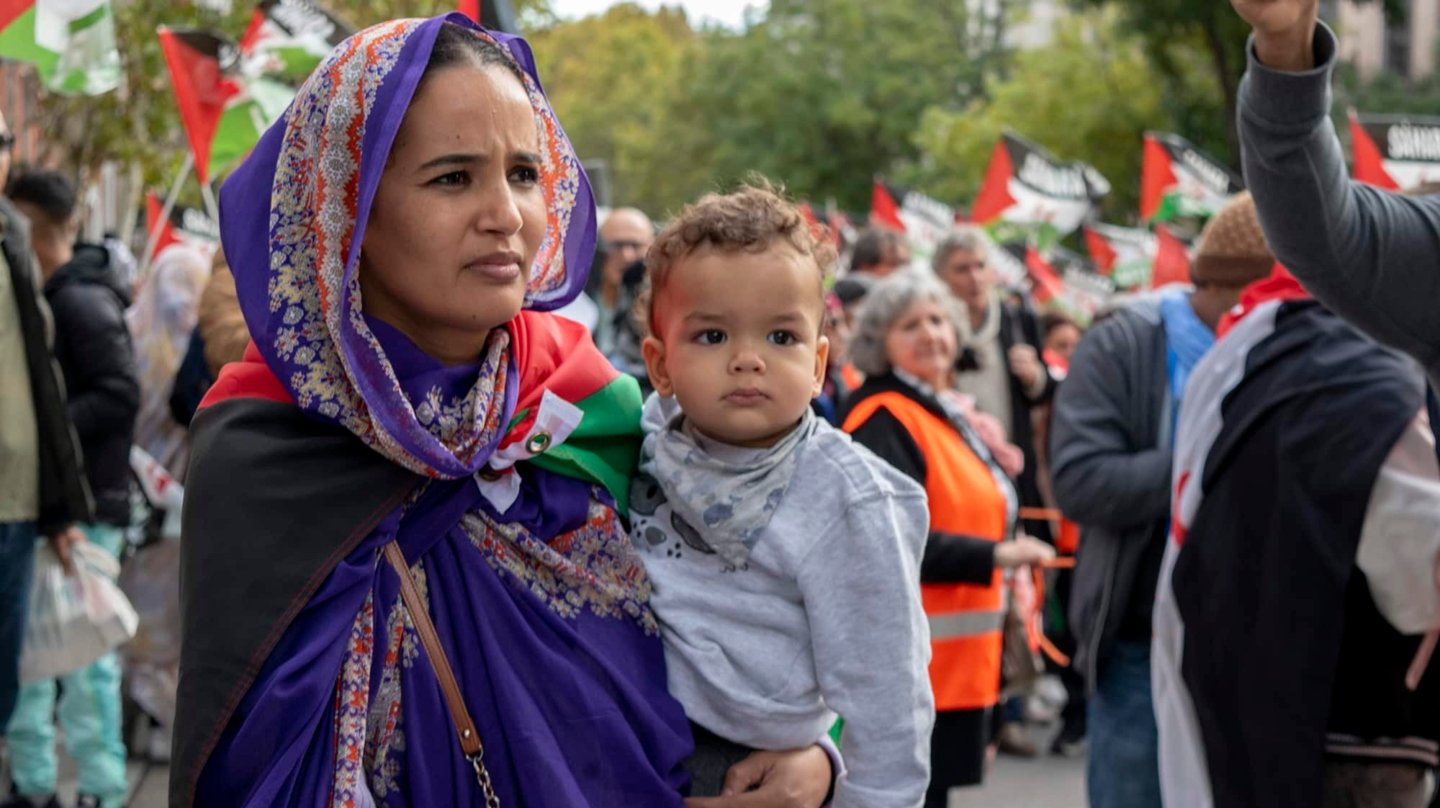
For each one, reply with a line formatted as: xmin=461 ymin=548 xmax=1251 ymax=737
xmin=146 ymin=191 xmax=219 ymax=256
xmin=1084 ymin=222 xmax=1190 ymax=291
xmin=239 ymin=0 xmax=349 ymax=85
xmin=971 ymin=131 xmax=1108 ymax=237
xmin=870 ymin=177 xmax=959 ymax=261
xmin=1347 ymin=111 xmax=1440 ymax=191
xmin=1140 ymin=132 xmax=1242 ymax=223
xmin=0 ymin=0 xmax=120 ymax=95
xmin=159 ymin=28 xmax=248 ymax=184
xmin=1154 ymin=289 xmax=1426 ymax=808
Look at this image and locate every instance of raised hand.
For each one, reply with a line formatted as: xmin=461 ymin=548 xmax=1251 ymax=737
xmin=1232 ymin=0 xmax=1320 ymax=71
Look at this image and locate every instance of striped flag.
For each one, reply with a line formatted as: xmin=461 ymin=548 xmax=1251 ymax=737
xmin=0 ymin=0 xmax=120 ymax=95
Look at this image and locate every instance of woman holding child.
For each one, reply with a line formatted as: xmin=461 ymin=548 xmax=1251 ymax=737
xmin=176 ymin=15 xmax=833 ymax=806
xmin=840 ymin=272 xmax=1055 ymax=806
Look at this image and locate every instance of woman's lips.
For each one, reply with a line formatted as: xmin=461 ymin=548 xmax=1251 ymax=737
xmin=465 ymin=253 xmax=524 ymax=283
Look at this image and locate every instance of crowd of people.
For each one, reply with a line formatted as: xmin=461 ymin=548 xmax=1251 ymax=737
xmin=0 ymin=0 xmax=1435 ymax=806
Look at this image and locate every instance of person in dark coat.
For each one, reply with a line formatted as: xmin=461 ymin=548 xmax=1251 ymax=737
xmin=0 ymin=137 xmax=91 ymax=747
xmin=5 ymin=169 xmax=136 ymax=808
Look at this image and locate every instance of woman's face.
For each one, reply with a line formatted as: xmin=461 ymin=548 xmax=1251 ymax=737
xmin=360 ymin=62 xmax=545 ymax=365
xmin=884 ymin=295 xmax=957 ymax=387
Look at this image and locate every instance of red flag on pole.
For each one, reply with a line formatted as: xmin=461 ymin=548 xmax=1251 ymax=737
xmin=145 ymin=192 xmax=180 ymax=257
xmin=158 ymin=28 xmax=243 ymax=184
xmin=457 ymin=0 xmax=481 ymax=21
xmin=1348 ymin=111 xmax=1401 ymax=191
xmin=1083 ymin=226 xmax=1118 ymax=276
xmin=1024 ymin=246 xmax=1064 ymax=305
xmin=1140 ymin=133 xmax=1180 ymax=222
xmin=870 ymin=178 xmax=906 ymax=232
xmin=1150 ymin=225 xmax=1191 ymax=288
xmin=971 ymin=138 xmax=1017 ymax=224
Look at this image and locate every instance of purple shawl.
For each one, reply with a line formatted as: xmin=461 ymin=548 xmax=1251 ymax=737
xmin=196 ymin=15 xmax=691 ymax=806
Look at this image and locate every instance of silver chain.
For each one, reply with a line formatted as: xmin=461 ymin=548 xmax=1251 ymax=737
xmin=471 ymin=749 xmax=502 ymax=808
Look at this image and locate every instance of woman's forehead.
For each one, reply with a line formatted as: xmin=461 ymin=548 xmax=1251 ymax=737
xmin=392 ymin=65 xmax=536 ymax=153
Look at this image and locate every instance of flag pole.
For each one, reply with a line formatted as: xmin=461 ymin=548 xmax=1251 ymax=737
xmin=198 ymin=179 xmax=220 ymax=233
xmin=137 ymin=151 xmax=193 ymax=284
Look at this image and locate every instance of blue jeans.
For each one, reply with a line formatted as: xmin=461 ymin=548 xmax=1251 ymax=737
xmin=0 ymin=521 xmax=38 ymax=731
xmin=7 ymin=524 xmax=128 ymax=806
xmin=1087 ymin=640 xmax=1163 ymax=808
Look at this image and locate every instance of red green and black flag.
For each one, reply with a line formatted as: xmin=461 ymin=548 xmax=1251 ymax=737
xmin=1084 ymin=222 xmax=1155 ymax=290
xmin=239 ymin=0 xmax=350 ymax=84
xmin=1347 ymin=110 xmax=1440 ymax=191
xmin=158 ymin=28 xmax=247 ymax=184
xmin=1024 ymin=245 xmax=1065 ymax=305
xmin=1140 ymin=132 xmax=1242 ymax=223
xmin=971 ymin=131 xmax=1106 ymax=237
xmin=0 ymin=0 xmax=120 ymax=94
xmin=1150 ymin=224 xmax=1192 ymax=289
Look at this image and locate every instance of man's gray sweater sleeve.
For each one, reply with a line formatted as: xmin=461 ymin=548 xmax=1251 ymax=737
xmin=1240 ymin=22 xmax=1440 ymax=376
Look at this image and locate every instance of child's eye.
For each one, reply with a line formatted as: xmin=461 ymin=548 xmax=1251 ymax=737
xmin=768 ymin=330 xmax=798 ymax=346
xmin=509 ymin=165 xmax=540 ymax=185
xmin=429 ymin=171 xmax=470 ymax=188
xmin=695 ymin=329 xmax=726 ymax=345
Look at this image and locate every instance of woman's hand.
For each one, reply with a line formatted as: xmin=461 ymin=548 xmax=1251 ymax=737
xmin=994 ymin=535 xmax=1055 ymax=569
xmin=685 ymin=745 xmax=833 ymax=808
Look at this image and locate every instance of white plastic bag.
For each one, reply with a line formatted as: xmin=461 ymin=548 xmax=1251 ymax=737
xmin=20 ymin=540 xmax=140 ymax=683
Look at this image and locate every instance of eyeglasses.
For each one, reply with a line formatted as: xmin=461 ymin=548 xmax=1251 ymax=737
xmin=0 ymin=133 xmax=15 ymax=150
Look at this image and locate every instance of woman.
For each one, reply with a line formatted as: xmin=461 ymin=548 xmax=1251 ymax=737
xmin=175 ymin=16 xmax=832 ymax=806
xmin=838 ymin=272 xmax=1052 ymax=806
xmin=128 ymin=242 xmax=211 ymax=480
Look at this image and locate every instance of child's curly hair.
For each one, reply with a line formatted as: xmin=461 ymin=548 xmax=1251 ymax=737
xmin=643 ymin=180 xmax=838 ymax=336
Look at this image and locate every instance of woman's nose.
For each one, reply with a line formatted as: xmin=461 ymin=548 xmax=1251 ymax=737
xmin=476 ymin=176 xmax=524 ymax=237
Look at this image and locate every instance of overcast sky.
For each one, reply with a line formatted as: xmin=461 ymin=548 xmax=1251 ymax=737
xmin=548 ymin=0 xmax=761 ymax=28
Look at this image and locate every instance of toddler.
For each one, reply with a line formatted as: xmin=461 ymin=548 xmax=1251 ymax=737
xmin=630 ymin=184 xmax=934 ymax=806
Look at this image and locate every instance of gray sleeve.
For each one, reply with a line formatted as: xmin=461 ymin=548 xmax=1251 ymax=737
xmin=798 ymin=493 xmax=933 ymax=808
xmin=1049 ymin=322 xmax=1173 ymax=530
xmin=1240 ymin=22 xmax=1440 ymax=372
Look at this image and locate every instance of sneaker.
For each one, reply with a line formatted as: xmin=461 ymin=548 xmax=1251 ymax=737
xmin=995 ymin=722 xmax=1040 ymax=758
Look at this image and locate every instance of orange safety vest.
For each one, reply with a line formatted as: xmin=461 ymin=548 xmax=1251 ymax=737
xmin=843 ymin=391 xmax=1007 ymax=712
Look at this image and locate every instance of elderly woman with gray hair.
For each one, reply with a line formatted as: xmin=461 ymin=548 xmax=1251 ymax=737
xmin=838 ymin=271 xmax=1053 ymax=805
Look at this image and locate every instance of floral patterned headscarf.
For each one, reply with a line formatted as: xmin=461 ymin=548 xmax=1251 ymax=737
xmin=219 ymin=14 xmax=595 ymax=479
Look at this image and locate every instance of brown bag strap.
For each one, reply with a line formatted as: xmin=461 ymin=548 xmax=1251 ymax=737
xmin=383 ymin=541 xmax=500 ymax=805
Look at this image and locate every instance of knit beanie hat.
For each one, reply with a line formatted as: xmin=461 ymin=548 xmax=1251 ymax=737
xmin=1192 ymin=192 xmax=1276 ymax=286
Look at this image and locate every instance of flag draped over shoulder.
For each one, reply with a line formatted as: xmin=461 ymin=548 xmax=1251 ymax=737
xmin=1153 ymin=297 xmax=1425 ymax=808
xmin=0 ymin=0 xmax=120 ymax=95
xmin=1140 ymin=132 xmax=1242 ymax=223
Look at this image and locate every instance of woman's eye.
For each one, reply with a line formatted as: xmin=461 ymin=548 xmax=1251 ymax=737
xmin=429 ymin=171 xmax=469 ymax=188
xmin=695 ymin=329 xmax=726 ymax=345
xmin=509 ymin=165 xmax=540 ymax=185
xmin=768 ymin=330 xmax=797 ymax=346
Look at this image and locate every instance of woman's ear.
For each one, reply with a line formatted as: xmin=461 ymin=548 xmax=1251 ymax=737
xmin=641 ymin=335 xmax=674 ymax=397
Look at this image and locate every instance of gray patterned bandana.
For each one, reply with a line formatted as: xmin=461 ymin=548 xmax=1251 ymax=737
xmin=632 ymin=394 xmax=818 ymax=571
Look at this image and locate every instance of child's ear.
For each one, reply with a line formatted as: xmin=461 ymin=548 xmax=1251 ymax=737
xmin=642 ymin=335 xmax=675 ymax=397
xmin=811 ymin=335 xmax=831 ymax=399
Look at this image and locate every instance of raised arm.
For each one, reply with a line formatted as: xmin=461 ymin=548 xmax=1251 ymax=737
xmin=1236 ymin=0 xmax=1440 ymax=372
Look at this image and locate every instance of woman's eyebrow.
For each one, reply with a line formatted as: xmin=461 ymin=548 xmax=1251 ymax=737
xmin=418 ymin=153 xmax=481 ymax=170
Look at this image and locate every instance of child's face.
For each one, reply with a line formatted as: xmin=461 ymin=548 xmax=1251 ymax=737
xmin=643 ymin=245 xmax=829 ymax=448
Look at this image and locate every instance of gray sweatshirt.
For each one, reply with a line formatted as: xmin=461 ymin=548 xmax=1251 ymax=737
xmin=632 ymin=403 xmax=934 ymax=808
xmin=1239 ymin=23 xmax=1440 ymax=380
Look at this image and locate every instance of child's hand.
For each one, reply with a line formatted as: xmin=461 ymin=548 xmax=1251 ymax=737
xmin=684 ymin=745 xmax=831 ymax=808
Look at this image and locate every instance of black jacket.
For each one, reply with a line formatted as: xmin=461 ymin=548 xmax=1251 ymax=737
xmin=957 ymin=299 xmax=1055 ymax=541
xmin=3 ymin=197 xmax=91 ymax=535
xmin=1048 ymin=295 xmax=1170 ymax=689
xmin=43 ymin=243 xmax=138 ymax=526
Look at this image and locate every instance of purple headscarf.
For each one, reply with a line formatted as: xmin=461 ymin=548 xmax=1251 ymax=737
xmin=219 ymin=13 xmax=596 ymax=478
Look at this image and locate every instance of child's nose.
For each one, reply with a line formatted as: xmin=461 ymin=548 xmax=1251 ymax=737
xmin=731 ymin=349 xmax=764 ymax=373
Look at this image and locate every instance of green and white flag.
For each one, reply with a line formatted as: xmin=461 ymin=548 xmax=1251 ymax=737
xmin=0 ymin=0 xmax=121 ymax=95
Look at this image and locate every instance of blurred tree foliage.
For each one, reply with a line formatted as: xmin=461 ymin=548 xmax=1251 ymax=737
xmin=909 ymin=10 xmax=1215 ymax=222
